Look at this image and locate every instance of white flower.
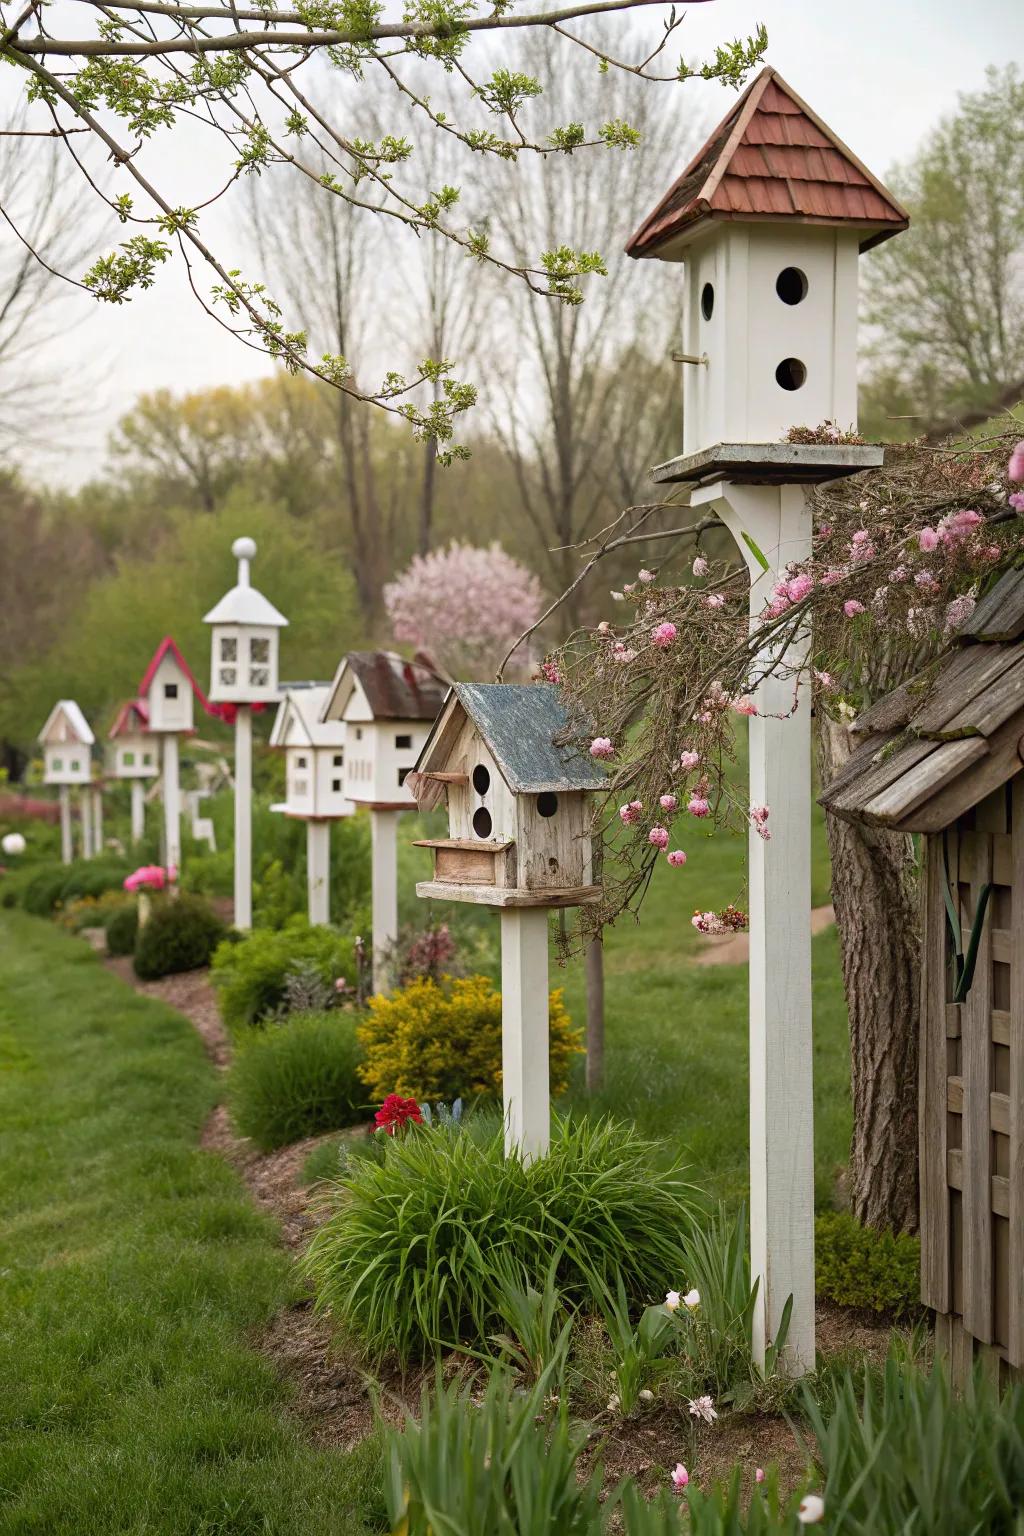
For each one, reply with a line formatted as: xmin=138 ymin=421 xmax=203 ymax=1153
xmin=1 ymin=832 xmax=26 ymax=856
xmin=664 ymin=1290 xmax=681 ymax=1311
xmin=683 ymin=1288 xmax=700 ymax=1310
xmin=688 ymin=1395 xmax=718 ymax=1425
xmin=797 ymin=1494 xmax=825 ymax=1525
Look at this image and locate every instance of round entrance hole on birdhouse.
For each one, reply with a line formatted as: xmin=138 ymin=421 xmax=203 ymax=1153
xmin=472 ymin=763 xmax=491 ymax=795
xmin=775 ymin=357 xmax=807 ymax=391
xmin=537 ymin=793 xmax=558 ymax=818
xmin=700 ymin=282 xmax=714 ymax=320
xmin=775 ymin=266 xmax=808 ymax=305
xmin=472 ymin=806 xmax=493 ymax=839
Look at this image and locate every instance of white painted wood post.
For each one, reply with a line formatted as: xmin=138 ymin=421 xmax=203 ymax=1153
xmin=92 ymin=787 xmax=103 ymax=855
xmin=130 ymin=779 xmax=145 ymax=845
xmin=307 ymin=819 xmax=331 ymax=926
xmin=81 ymin=790 xmax=94 ymax=859
xmin=691 ymin=479 xmax=816 ymax=1376
xmin=59 ymin=785 xmax=73 ymax=865
xmin=234 ymin=705 xmax=252 ymax=931
xmin=162 ymin=733 xmax=182 ymax=874
xmin=499 ymin=906 xmax=552 ymax=1161
xmin=370 ymin=807 xmax=399 ymax=992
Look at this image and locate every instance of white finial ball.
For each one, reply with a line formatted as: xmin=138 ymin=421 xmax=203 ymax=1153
xmin=2 ymin=832 xmax=27 ymax=856
xmin=232 ymin=536 xmax=257 ymax=561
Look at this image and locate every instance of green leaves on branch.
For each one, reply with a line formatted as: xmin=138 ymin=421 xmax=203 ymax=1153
xmin=678 ymin=24 xmax=769 ymax=88
xmin=417 ymin=183 xmax=460 ymax=226
xmin=350 ymin=133 xmax=413 ymax=183
xmin=402 ymin=0 xmax=474 ymax=65
xmin=83 ymin=237 xmax=170 ymax=303
xmin=540 ymin=245 xmax=607 ymax=304
xmin=476 ymin=68 xmax=541 ymax=117
xmin=600 ymin=118 xmax=641 ymax=150
xmin=235 ymin=123 xmax=273 ymax=175
xmin=549 ymin=122 xmax=586 ymax=152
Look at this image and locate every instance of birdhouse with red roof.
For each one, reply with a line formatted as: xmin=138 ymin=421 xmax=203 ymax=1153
xmin=108 ymin=700 xmax=158 ymax=779
xmin=139 ymin=636 xmax=201 ymax=734
xmin=320 ymin=651 xmax=446 ymax=809
xmin=203 ymin=537 xmax=287 ymax=707
xmin=627 ymin=67 xmax=908 ymax=458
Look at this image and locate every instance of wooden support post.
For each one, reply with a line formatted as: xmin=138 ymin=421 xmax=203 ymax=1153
xmin=162 ymin=733 xmax=181 ymax=875
xmin=499 ymin=906 xmax=551 ymax=1161
xmin=81 ymin=790 xmax=94 ymax=859
xmin=234 ymin=705 xmax=252 ymax=931
xmin=307 ymin=819 xmax=331 ymax=926
xmin=692 ymin=480 xmax=815 ymax=1376
xmin=130 ymin=779 xmax=146 ymax=845
xmin=92 ymin=787 xmax=103 ymax=855
xmin=59 ymin=786 xmax=72 ymax=865
xmin=370 ymin=808 xmax=399 ymax=992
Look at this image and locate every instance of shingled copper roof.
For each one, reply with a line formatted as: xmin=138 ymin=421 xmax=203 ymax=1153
xmin=821 ymin=571 xmax=1024 ymax=835
xmin=627 ymin=68 xmax=909 ymax=259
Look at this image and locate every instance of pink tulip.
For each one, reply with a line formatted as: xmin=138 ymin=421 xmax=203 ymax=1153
xmin=670 ymin=1464 xmax=689 ymax=1490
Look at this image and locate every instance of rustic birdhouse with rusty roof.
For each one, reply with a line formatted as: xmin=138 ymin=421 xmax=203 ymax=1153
xmin=822 ymin=568 xmax=1024 ymax=1386
xmin=39 ymin=700 xmax=95 ymax=786
xmin=410 ymin=682 xmax=605 ymax=907
xmin=107 ymin=699 xmax=158 ymax=780
xmin=320 ymin=651 xmax=447 ymax=809
xmin=628 ymin=67 xmax=908 ymax=465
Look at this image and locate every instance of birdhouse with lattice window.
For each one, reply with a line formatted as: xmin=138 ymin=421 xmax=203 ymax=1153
xmin=39 ymin=700 xmax=95 ymax=786
xmin=204 ymin=537 xmax=288 ymax=707
xmin=107 ymin=699 xmax=158 ymax=779
xmin=269 ymin=684 xmax=354 ymax=820
xmin=320 ymin=652 xmax=446 ymax=809
xmin=627 ymin=67 xmax=908 ymax=465
xmin=139 ymin=636 xmax=200 ymax=734
xmin=409 ymin=683 xmax=604 ymax=908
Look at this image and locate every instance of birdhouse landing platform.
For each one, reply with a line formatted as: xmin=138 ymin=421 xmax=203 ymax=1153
xmin=414 ymin=834 xmax=601 ymax=909
xmin=652 ymin=441 xmax=884 ymax=488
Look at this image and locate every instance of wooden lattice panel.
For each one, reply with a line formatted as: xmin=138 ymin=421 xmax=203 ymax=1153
xmin=920 ymin=776 xmax=1024 ymax=1384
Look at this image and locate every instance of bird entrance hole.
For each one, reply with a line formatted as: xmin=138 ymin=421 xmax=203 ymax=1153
xmin=776 ymin=267 xmax=808 ymax=305
xmin=700 ymin=282 xmax=714 ymax=321
xmin=775 ymin=357 xmax=807 ymax=391
xmin=472 ymin=806 xmax=493 ymax=839
xmin=537 ymin=792 xmax=558 ymax=818
xmin=472 ymin=764 xmax=491 ymax=795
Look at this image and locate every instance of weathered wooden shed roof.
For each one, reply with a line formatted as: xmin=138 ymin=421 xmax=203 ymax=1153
xmin=821 ymin=570 xmax=1024 ymax=834
xmin=321 ymin=651 xmax=447 ymax=725
xmin=414 ymin=682 xmax=606 ymax=798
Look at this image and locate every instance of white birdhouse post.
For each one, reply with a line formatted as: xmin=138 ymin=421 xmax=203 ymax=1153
xmin=321 ymin=652 xmax=446 ymax=989
xmin=269 ymin=684 xmax=354 ymax=926
xmin=108 ymin=699 xmax=159 ymax=846
xmin=411 ymin=683 xmax=603 ymax=1160
xmin=204 ymin=538 xmax=288 ymax=931
xmin=38 ymin=700 xmax=95 ymax=866
xmin=138 ymin=638 xmax=203 ymax=876
xmin=627 ymin=66 xmax=909 ymax=1374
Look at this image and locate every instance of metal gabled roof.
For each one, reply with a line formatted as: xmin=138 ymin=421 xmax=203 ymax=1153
xmin=417 ymin=682 xmax=605 ymax=795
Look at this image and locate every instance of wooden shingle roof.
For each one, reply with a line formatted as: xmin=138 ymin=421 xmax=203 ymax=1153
xmin=821 ymin=571 xmax=1024 ymax=834
xmin=627 ymin=67 xmax=908 ymax=259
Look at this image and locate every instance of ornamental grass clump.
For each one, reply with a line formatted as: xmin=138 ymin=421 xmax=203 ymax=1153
xmin=228 ymin=1011 xmax=366 ymax=1151
xmin=303 ymin=1113 xmax=697 ymax=1363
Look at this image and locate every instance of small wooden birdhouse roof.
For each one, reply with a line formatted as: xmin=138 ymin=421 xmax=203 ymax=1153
xmin=627 ymin=67 xmax=909 ymax=259
xmin=321 ymin=651 xmax=446 ymax=725
xmin=821 ymin=570 xmax=1024 ymax=834
xmin=415 ymin=683 xmax=607 ymax=797
xmin=108 ymin=699 xmax=150 ymax=739
xmin=39 ymin=699 xmax=94 ymax=748
xmin=270 ymin=684 xmax=346 ymax=749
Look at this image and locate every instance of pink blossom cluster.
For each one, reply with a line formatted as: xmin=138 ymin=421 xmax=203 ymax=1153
xmin=590 ymin=736 xmax=615 ymax=760
xmin=749 ymin=803 xmax=771 ymax=840
xmin=691 ymin=904 xmax=748 ymax=935
xmin=123 ymin=863 xmax=176 ymax=892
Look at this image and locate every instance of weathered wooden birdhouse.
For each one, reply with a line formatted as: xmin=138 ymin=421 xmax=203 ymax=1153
xmin=107 ymin=699 xmax=158 ymax=779
xmin=410 ymin=682 xmax=605 ymax=907
xmin=39 ymin=700 xmax=94 ymax=786
xmin=139 ymin=636 xmax=200 ymax=734
xmin=320 ymin=651 xmax=446 ymax=809
xmin=269 ymin=684 xmax=354 ymax=821
xmin=627 ymin=66 xmax=908 ymax=469
xmin=203 ymin=537 xmax=288 ymax=707
xmin=822 ymin=569 xmax=1024 ymax=1386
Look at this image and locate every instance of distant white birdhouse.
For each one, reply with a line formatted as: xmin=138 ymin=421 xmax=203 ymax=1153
xmin=39 ymin=700 xmax=95 ymax=786
xmin=320 ymin=652 xmax=446 ymax=809
xmin=203 ymin=537 xmax=288 ymax=706
xmin=107 ymin=699 xmax=158 ymax=779
xmin=410 ymin=683 xmax=604 ymax=908
xmin=627 ymin=67 xmax=908 ymax=459
xmin=139 ymin=636 xmax=201 ymax=734
xmin=269 ymin=684 xmax=355 ymax=821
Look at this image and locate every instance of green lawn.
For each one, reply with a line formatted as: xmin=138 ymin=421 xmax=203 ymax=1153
xmin=0 ymin=911 xmax=382 ymax=1536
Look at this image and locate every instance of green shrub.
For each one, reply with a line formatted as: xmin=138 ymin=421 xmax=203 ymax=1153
xmin=210 ymin=920 xmax=357 ymax=1033
xmin=228 ymin=1012 xmax=366 ymax=1150
xmin=815 ymin=1211 xmax=921 ymax=1317
xmin=15 ymin=857 xmax=131 ymax=918
xmin=21 ymin=864 xmax=73 ymax=916
xmin=357 ymin=973 xmax=582 ymax=1102
xmin=105 ymin=901 xmax=139 ymax=957
xmin=304 ymin=1114 xmax=698 ymax=1362
xmin=133 ymin=894 xmax=224 ymax=980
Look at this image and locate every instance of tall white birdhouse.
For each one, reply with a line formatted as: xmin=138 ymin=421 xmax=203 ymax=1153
xmin=203 ymin=537 xmax=288 ymax=706
xmin=107 ymin=699 xmax=158 ymax=779
xmin=410 ymin=683 xmax=605 ymax=907
xmin=627 ymin=67 xmax=908 ymax=462
xmin=320 ymin=652 xmax=446 ymax=809
xmin=270 ymin=684 xmax=355 ymax=821
xmin=39 ymin=700 xmax=94 ymax=786
xmin=139 ymin=637 xmax=200 ymax=734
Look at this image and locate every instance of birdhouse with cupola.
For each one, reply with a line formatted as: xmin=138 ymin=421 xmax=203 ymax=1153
xmin=203 ymin=536 xmax=288 ymax=706
xmin=410 ymin=683 xmax=604 ymax=907
xmin=270 ymin=684 xmax=354 ymax=820
xmin=39 ymin=700 xmax=94 ymax=786
xmin=320 ymin=651 xmax=446 ymax=809
xmin=139 ymin=636 xmax=200 ymax=734
xmin=627 ymin=67 xmax=908 ymax=472
xmin=107 ymin=700 xmax=158 ymax=779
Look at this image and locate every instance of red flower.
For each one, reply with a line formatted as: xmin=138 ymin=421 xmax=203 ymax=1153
xmin=374 ymin=1094 xmax=424 ymax=1136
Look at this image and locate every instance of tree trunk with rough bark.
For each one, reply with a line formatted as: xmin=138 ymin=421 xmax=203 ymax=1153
xmin=816 ymin=713 xmax=921 ymax=1234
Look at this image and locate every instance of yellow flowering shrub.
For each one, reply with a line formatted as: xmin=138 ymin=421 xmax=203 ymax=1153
xmin=357 ymin=974 xmax=582 ymax=1103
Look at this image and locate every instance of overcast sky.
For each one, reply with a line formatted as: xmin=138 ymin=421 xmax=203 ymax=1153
xmin=10 ymin=0 xmax=1024 ymax=486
